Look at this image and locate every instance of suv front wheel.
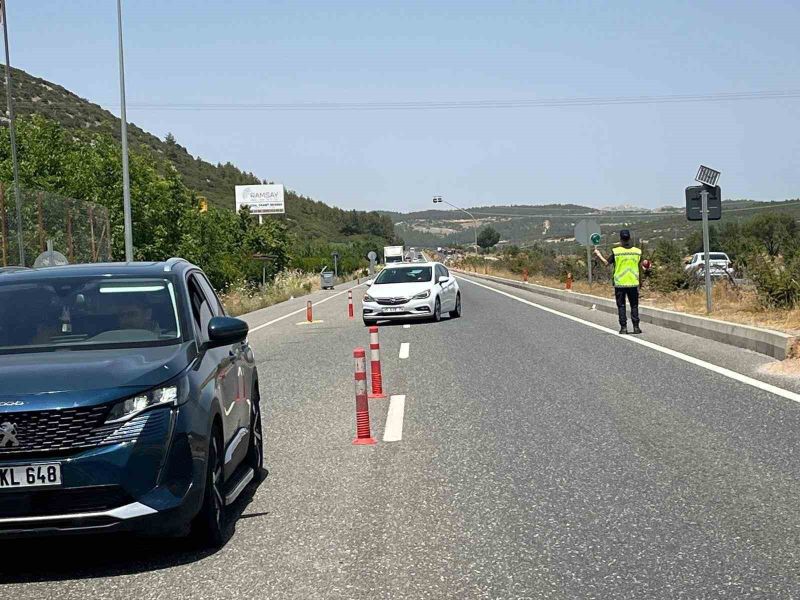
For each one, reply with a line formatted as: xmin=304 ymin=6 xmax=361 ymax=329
xmin=192 ymin=425 xmax=228 ymax=547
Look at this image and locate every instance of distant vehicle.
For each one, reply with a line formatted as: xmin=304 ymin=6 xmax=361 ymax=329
xmin=384 ymin=245 xmax=404 ymax=264
xmin=0 ymin=259 xmax=263 ymax=546
xmin=685 ymin=252 xmax=734 ymax=278
xmin=362 ymin=261 xmax=461 ymax=324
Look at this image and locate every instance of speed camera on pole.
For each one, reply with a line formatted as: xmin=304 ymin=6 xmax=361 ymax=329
xmin=687 ymin=165 xmax=722 ymax=314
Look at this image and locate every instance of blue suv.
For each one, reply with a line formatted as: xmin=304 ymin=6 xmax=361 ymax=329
xmin=0 ymin=258 xmax=263 ymax=545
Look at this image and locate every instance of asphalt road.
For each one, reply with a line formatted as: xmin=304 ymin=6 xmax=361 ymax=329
xmin=4 ymin=276 xmax=800 ymax=599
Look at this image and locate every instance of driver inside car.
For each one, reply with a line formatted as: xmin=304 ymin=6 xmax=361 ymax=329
xmin=118 ymin=301 xmax=160 ymax=333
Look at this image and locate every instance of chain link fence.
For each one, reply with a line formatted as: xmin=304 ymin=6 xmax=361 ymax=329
xmin=0 ymin=182 xmax=111 ymax=267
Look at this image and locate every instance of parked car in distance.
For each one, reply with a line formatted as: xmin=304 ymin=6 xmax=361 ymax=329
xmin=684 ymin=252 xmax=734 ymax=278
xmin=0 ymin=258 xmax=264 ymax=546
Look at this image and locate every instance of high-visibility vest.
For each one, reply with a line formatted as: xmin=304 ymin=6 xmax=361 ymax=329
xmin=612 ymin=246 xmax=641 ymax=287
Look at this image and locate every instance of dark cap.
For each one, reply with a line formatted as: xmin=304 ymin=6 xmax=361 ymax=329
xmin=619 ymin=229 xmax=631 ymax=241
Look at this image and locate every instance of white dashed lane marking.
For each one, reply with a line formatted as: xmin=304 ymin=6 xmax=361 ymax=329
xmin=399 ymin=343 xmax=410 ymax=359
xmin=383 ymin=395 xmax=406 ymax=442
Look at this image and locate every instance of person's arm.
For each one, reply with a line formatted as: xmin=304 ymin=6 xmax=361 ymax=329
xmin=594 ymin=248 xmax=613 ymax=266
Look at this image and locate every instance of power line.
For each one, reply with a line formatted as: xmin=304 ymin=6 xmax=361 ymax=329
xmin=8 ymin=89 xmax=800 ymax=112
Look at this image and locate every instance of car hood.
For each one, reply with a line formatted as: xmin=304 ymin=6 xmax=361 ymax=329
xmin=368 ymin=282 xmax=433 ymax=299
xmin=0 ymin=342 xmax=194 ymax=411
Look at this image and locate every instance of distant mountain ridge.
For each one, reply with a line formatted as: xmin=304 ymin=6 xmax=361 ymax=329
xmin=386 ymin=199 xmax=800 ymax=248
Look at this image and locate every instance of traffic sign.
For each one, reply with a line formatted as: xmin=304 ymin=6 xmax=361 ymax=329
xmin=590 ymin=232 xmax=601 ymax=245
xmin=367 ymin=251 xmax=377 ymax=261
xmin=685 ymin=185 xmax=721 ymax=221
xmin=574 ymin=220 xmax=601 ymax=246
xmin=695 ymin=165 xmax=721 ymax=187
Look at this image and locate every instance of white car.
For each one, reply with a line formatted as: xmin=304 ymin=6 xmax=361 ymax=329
xmin=362 ymin=262 xmax=461 ymax=324
xmin=684 ymin=252 xmax=734 ymax=278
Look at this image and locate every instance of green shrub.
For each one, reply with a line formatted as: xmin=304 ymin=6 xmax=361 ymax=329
xmin=746 ymin=253 xmax=800 ymax=308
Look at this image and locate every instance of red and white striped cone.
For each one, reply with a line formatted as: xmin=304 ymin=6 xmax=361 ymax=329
xmin=348 ymin=290 xmax=354 ymax=320
xmin=368 ymin=326 xmax=387 ymax=399
xmin=352 ymin=348 xmax=376 ymax=445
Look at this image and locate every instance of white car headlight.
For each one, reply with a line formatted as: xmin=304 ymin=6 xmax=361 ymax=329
xmin=364 ymin=293 xmax=376 ymax=303
xmin=106 ymin=381 xmax=184 ymax=423
xmin=412 ymin=289 xmax=431 ymax=299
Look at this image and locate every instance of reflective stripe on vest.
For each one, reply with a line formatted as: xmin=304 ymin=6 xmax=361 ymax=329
xmin=612 ymin=246 xmax=641 ymax=287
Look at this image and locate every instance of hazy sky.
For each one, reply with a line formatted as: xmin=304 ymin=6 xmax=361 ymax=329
xmin=6 ymin=0 xmax=800 ymax=211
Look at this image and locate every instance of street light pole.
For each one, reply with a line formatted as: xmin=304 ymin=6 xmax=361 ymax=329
xmin=433 ymin=196 xmax=479 ymax=254
xmin=1 ymin=1 xmax=25 ymax=266
xmin=116 ymin=0 xmax=133 ymax=262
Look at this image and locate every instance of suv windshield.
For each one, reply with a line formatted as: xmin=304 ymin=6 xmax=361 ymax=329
xmin=0 ymin=276 xmax=182 ymax=353
xmin=374 ymin=266 xmax=433 ymax=284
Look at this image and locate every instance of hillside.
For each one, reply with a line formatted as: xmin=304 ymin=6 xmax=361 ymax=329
xmin=0 ymin=66 xmax=395 ymax=245
xmin=389 ymin=200 xmax=800 ymax=249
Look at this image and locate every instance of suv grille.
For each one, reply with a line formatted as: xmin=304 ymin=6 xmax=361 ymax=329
xmin=376 ymin=297 xmax=409 ymax=306
xmin=0 ymin=405 xmax=109 ymax=457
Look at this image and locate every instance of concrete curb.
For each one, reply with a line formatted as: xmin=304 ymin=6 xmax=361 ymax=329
xmin=455 ymin=269 xmax=798 ymax=360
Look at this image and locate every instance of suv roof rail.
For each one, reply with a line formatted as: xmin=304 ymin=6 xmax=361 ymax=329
xmin=163 ymin=257 xmax=189 ymax=272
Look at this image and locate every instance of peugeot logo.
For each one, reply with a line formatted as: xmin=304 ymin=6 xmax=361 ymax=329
xmin=0 ymin=422 xmax=18 ymax=448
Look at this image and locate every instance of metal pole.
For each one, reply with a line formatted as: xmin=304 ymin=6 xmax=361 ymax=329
xmin=1 ymin=2 xmax=24 ymax=266
xmin=334 ymin=254 xmax=338 ymax=278
xmin=587 ymin=245 xmax=592 ymax=285
xmin=116 ymin=0 xmax=133 ymax=262
xmin=701 ymin=187 xmax=712 ymax=313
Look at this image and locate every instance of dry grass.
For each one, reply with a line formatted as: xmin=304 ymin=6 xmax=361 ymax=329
xmin=458 ymin=263 xmax=800 ymax=334
xmin=220 ymin=270 xmax=320 ymax=316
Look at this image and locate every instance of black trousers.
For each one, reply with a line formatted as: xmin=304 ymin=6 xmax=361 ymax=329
xmin=614 ymin=287 xmax=639 ymax=328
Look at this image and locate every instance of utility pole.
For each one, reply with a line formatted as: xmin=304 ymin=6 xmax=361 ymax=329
xmin=1 ymin=1 xmax=24 ymax=266
xmin=117 ymin=0 xmax=133 ymax=262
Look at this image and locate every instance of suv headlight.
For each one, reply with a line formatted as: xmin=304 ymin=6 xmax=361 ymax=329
xmin=364 ymin=293 xmax=376 ymax=302
xmin=412 ymin=289 xmax=431 ymax=299
xmin=106 ymin=379 xmax=186 ymax=424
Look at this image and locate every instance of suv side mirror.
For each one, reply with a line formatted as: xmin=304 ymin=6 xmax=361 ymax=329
xmin=438 ymin=275 xmax=449 ymax=284
xmin=206 ymin=316 xmax=249 ymax=349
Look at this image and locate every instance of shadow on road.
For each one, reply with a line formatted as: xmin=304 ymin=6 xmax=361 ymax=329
xmin=0 ymin=478 xmax=265 ymax=584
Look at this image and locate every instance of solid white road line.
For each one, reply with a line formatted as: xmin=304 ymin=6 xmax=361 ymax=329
xmin=458 ymin=275 xmax=800 ymax=405
xmin=399 ymin=342 xmax=410 ymax=359
xmin=383 ymin=395 xmax=406 ymax=442
xmin=249 ymin=285 xmax=362 ymax=333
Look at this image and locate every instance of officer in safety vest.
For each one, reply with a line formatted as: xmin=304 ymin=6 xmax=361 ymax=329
xmin=593 ymin=229 xmax=642 ymax=335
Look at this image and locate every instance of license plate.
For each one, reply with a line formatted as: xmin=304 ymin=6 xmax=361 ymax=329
xmin=383 ymin=307 xmax=405 ymax=313
xmin=0 ymin=463 xmax=62 ymax=490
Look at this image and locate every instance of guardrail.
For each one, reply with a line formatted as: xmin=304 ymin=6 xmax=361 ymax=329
xmin=455 ymin=270 xmax=799 ymax=361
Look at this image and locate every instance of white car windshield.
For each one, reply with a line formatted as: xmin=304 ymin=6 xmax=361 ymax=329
xmin=374 ymin=267 xmax=433 ymax=284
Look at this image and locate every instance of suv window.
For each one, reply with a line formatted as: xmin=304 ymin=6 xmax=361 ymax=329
xmin=196 ymin=273 xmax=225 ymax=316
xmin=187 ymin=274 xmax=214 ymax=343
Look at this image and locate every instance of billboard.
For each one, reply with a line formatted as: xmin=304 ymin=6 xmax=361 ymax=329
xmin=235 ymin=184 xmax=285 ymax=215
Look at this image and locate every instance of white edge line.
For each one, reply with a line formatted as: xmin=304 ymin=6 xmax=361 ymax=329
xmin=399 ymin=342 xmax=410 ymax=359
xmin=383 ymin=394 xmax=406 ymax=442
xmin=249 ymin=284 xmax=362 ymax=333
xmin=457 ymin=275 xmax=800 ymax=405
